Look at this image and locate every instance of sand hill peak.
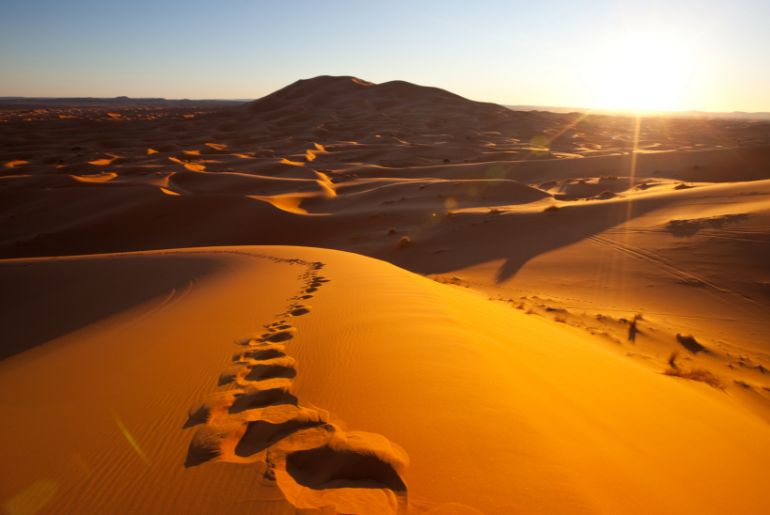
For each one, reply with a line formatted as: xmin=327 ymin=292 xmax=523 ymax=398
xmin=245 ymin=75 xmax=524 ymax=137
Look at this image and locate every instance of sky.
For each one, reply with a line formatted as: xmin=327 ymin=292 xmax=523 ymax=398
xmin=1 ymin=0 xmax=769 ymax=112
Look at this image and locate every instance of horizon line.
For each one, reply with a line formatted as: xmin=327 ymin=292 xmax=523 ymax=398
xmin=2 ymin=95 xmax=769 ymax=117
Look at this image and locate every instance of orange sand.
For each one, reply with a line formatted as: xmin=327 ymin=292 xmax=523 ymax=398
xmin=1 ymin=76 xmax=769 ymax=514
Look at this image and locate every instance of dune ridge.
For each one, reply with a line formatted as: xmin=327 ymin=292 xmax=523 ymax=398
xmin=185 ymin=254 xmax=408 ymax=513
xmin=2 ymin=246 xmax=769 ymax=515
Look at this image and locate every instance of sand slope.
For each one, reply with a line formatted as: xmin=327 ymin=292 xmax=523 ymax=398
xmin=0 ymin=250 xmax=303 ymax=514
xmin=1 ymin=246 xmax=769 ymax=514
xmin=2 ymin=77 xmax=770 ymax=514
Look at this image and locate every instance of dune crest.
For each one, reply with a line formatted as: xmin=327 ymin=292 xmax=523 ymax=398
xmin=280 ymin=157 xmax=306 ymax=167
xmin=185 ymin=255 xmax=408 ymax=513
xmin=87 ymin=154 xmax=119 ymax=166
xmin=169 ymin=155 xmax=206 ymax=172
xmin=4 ymin=159 xmax=29 ymax=168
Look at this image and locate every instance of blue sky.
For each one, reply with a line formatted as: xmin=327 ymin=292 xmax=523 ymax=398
xmin=1 ymin=0 xmax=768 ymax=111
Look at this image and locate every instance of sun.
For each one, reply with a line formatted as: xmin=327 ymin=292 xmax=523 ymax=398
xmin=588 ymin=31 xmax=695 ymax=112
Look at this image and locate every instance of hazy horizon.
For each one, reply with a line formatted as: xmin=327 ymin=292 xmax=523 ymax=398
xmin=4 ymin=86 xmax=770 ymax=115
xmin=2 ymin=0 xmax=769 ymax=112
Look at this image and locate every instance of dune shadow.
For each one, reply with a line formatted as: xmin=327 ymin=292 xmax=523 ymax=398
xmin=235 ymin=418 xmax=322 ymax=457
xmin=399 ymin=198 xmax=661 ymax=283
xmin=229 ymin=388 xmax=298 ymax=413
xmin=245 ymin=363 xmax=297 ymax=381
xmin=0 ymin=254 xmax=224 ymax=360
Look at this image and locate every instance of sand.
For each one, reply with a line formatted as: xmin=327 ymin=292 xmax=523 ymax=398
xmin=1 ymin=76 xmax=769 ymax=514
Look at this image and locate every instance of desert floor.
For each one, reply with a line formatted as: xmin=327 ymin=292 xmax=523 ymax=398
xmin=2 ymin=77 xmax=769 ymax=514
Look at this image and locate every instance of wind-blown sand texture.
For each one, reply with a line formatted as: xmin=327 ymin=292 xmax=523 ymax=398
xmin=1 ymin=77 xmax=769 ymax=514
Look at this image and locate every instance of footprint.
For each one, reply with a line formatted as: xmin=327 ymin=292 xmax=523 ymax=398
xmin=260 ymin=329 xmax=295 ymax=343
xmin=288 ymin=306 xmax=310 ymax=317
xmin=229 ymin=387 xmax=298 ymax=413
xmin=242 ymin=347 xmax=286 ymax=361
xmin=245 ymin=363 xmax=297 ymax=381
xmin=219 ymin=358 xmax=295 ymax=385
xmin=272 ymin=432 xmax=409 ymax=513
xmin=285 ymin=445 xmax=407 ymax=492
xmin=236 ymin=417 xmax=327 ymax=457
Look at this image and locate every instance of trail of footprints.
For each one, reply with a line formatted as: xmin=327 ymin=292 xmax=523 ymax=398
xmin=185 ymin=257 xmax=408 ymax=513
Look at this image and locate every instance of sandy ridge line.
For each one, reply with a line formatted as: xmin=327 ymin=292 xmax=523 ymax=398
xmin=184 ymin=253 xmax=409 ymax=513
xmin=0 ymin=246 xmax=313 ymax=263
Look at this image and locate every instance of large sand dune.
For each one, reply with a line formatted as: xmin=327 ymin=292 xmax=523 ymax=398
xmin=1 ymin=77 xmax=769 ymax=514
xmin=2 ymin=246 xmax=769 ymax=515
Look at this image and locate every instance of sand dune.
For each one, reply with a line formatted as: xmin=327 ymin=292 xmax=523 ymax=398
xmin=1 ymin=246 xmax=769 ymax=515
xmin=1 ymin=76 xmax=769 ymax=513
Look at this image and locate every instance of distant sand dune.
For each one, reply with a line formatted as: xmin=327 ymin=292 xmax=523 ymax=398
xmin=4 ymin=159 xmax=29 ymax=168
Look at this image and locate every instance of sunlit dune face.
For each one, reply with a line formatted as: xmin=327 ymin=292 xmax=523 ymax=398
xmin=168 ymin=156 xmax=205 ymax=172
xmin=184 ymin=162 xmax=205 ymax=172
xmin=159 ymin=187 xmax=180 ymax=196
xmin=589 ymin=31 xmax=695 ymax=112
xmin=280 ymin=158 xmax=305 ymax=167
xmin=88 ymin=155 xmax=119 ymax=166
xmin=4 ymin=159 xmax=29 ymax=168
xmin=71 ymin=172 xmax=117 ymax=183
xmin=314 ymin=170 xmax=336 ymax=198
